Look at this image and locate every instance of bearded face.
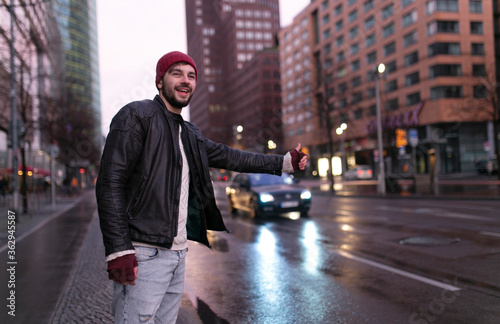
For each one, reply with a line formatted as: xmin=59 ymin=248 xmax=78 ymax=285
xmin=158 ymin=63 xmax=196 ymax=110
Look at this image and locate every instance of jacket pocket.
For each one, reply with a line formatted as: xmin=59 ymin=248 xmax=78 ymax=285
xmin=126 ymin=174 xmax=148 ymax=219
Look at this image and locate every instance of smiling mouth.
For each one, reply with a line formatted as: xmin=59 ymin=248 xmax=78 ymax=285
xmin=177 ymin=88 xmax=190 ymax=97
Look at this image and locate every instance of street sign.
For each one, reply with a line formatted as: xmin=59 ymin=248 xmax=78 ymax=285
xmin=409 ymin=128 xmax=418 ymax=147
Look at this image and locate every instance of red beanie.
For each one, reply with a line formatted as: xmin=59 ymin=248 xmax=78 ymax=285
xmin=155 ymin=51 xmax=198 ymax=86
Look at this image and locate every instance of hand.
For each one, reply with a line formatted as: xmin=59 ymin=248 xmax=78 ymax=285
xmin=107 ymin=254 xmax=139 ymax=285
xmin=290 ymin=143 xmax=308 ymax=171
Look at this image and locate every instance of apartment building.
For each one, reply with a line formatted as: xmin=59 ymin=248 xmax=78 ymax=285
xmin=185 ymin=0 xmax=283 ymax=151
xmin=279 ymin=0 xmax=497 ymax=177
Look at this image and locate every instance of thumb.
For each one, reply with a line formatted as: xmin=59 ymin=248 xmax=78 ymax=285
xmin=294 ymin=143 xmax=301 ymax=152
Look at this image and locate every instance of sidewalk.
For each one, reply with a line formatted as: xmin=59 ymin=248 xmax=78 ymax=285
xmin=299 ymin=173 xmax=500 ymax=199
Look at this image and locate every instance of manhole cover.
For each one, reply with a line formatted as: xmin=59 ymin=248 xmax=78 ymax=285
xmin=399 ymin=236 xmax=460 ymax=246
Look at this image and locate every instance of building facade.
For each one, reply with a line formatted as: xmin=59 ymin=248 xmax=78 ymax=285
xmin=279 ymin=0 xmax=498 ymax=178
xmin=0 ymin=0 xmax=101 ymax=189
xmin=185 ymin=0 xmax=283 ymax=151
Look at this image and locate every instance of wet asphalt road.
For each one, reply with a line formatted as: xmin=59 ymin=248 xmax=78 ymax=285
xmin=185 ymin=182 xmax=500 ymax=323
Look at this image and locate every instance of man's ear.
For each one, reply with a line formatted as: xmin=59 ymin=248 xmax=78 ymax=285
xmin=157 ymin=79 xmax=163 ymax=90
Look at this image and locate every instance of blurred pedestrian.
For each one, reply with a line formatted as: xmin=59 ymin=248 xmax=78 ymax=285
xmin=96 ymin=51 xmax=307 ymax=324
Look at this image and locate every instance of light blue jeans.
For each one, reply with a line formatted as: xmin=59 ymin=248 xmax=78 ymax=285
xmin=111 ymin=246 xmax=188 ymax=324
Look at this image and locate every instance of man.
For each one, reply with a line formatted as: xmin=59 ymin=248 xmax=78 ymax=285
xmin=96 ymin=51 xmax=307 ymax=323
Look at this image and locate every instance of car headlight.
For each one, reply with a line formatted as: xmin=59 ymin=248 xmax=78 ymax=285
xmin=260 ymin=193 xmax=274 ymax=203
xmin=300 ymin=190 xmax=312 ymax=200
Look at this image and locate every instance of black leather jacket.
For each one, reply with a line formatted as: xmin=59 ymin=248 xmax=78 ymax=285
xmin=96 ymin=96 xmax=284 ymax=256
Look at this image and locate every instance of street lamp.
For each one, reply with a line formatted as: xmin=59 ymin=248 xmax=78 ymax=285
xmin=336 ymin=123 xmax=347 ymax=177
xmin=374 ymin=63 xmax=386 ymax=195
xmin=233 ymin=125 xmax=243 ymax=149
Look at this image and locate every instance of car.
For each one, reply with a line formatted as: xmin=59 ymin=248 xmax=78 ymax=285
xmin=344 ymin=165 xmax=373 ymax=180
xmin=210 ymin=168 xmax=232 ymax=181
xmin=226 ymin=173 xmax=311 ymax=218
xmin=475 ymin=159 xmax=498 ymax=175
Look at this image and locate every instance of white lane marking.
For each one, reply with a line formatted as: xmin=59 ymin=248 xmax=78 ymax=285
xmin=333 ymin=249 xmax=461 ymax=291
xmin=480 ymin=231 xmax=500 ymax=238
xmin=376 ymin=206 xmax=492 ymax=221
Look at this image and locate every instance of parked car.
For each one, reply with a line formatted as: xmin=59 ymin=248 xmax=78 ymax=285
xmin=226 ymin=173 xmax=311 ymax=218
xmin=344 ymin=165 xmax=373 ymax=180
xmin=475 ymin=158 xmax=498 ymax=175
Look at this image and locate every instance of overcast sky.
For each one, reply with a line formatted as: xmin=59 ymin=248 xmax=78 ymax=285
xmin=96 ymin=0 xmax=310 ymax=135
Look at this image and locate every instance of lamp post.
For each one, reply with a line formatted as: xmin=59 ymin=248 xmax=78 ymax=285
xmin=375 ymin=63 xmax=386 ymax=195
xmin=10 ymin=0 xmax=19 ymax=215
xmin=336 ymin=123 xmax=347 ymax=177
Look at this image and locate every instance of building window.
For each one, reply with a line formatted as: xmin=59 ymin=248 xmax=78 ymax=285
xmin=473 ymin=85 xmax=488 ymax=98
xmin=338 ymin=82 xmax=348 ymax=93
xmin=366 ymin=50 xmax=377 ymax=64
xmin=384 ymin=41 xmax=396 ymax=56
xmin=366 ymin=33 xmax=376 ymax=47
xmin=385 ymin=60 xmax=397 ymax=74
xmin=383 ymin=23 xmax=395 ymax=38
xmin=324 ymin=43 xmax=332 ymax=55
xmin=365 ymin=15 xmax=375 ymax=30
xmin=338 ymin=98 xmax=347 ymax=109
xmin=348 ymin=0 xmax=357 ymax=7
xmin=367 ymin=104 xmax=376 ymax=116
xmin=351 ymin=76 xmax=362 ymax=87
xmin=385 ymin=79 xmax=398 ymax=93
xmin=322 ymin=14 xmax=330 ymax=25
xmin=403 ymin=31 xmax=417 ymax=47
xmin=335 ymin=4 xmax=343 ymax=16
xmin=428 ymin=42 xmax=461 ymax=56
xmin=367 ymin=87 xmax=376 ymax=98
xmin=470 ymin=22 xmax=483 ymax=34
xmin=404 ymin=51 xmax=419 ymax=67
xmin=405 ymin=71 xmax=420 ymax=86
xmin=352 ymin=92 xmax=363 ymax=104
xmin=429 ymin=64 xmax=462 ymax=78
xmin=337 ymin=51 xmax=345 ymax=62
xmin=323 ymin=28 xmax=331 ymax=40
xmin=321 ymin=0 xmax=329 ymax=10
xmin=469 ymin=0 xmax=482 ymax=13
xmin=472 ymin=64 xmax=486 ymax=76
xmin=335 ymin=20 xmax=344 ymax=32
xmin=337 ymin=66 xmax=347 ymax=78
xmin=426 ymin=0 xmax=458 ymax=14
xmin=427 ymin=20 xmax=460 ymax=35
xmin=402 ymin=10 xmax=417 ymax=28
xmin=349 ymin=26 xmax=359 ymax=39
xmin=403 ymin=0 xmax=415 ymax=7
xmin=430 ymin=86 xmax=463 ymax=99
xmin=386 ymin=98 xmax=399 ymax=111
xmin=364 ymin=0 xmax=374 ymax=12
xmin=336 ymin=35 xmax=344 ymax=47
xmin=406 ymin=92 xmax=421 ymax=106
xmin=353 ymin=108 xmax=363 ymax=120
xmin=349 ymin=10 xmax=358 ymax=23
xmin=382 ymin=4 xmax=394 ymax=20
xmin=351 ymin=59 xmax=360 ymax=71
xmin=350 ymin=43 xmax=360 ymax=55
xmin=471 ymin=43 xmax=485 ymax=55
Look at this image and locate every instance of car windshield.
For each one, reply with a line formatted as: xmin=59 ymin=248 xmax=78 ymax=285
xmin=249 ymin=173 xmax=293 ymax=186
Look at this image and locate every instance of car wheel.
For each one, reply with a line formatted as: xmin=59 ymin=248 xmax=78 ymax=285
xmin=250 ymin=198 xmax=262 ymax=219
xmin=227 ymin=195 xmax=236 ymax=214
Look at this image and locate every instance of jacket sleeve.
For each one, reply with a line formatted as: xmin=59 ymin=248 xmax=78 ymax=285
xmin=95 ymin=104 xmax=147 ymax=256
xmin=202 ymin=137 xmax=284 ymax=175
